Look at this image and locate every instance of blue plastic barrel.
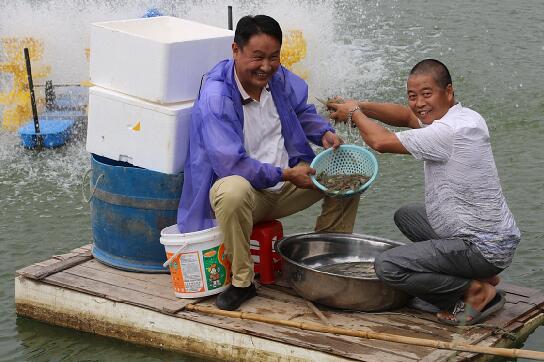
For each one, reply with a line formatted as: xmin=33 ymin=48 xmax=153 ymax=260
xmin=90 ymin=154 xmax=183 ymax=272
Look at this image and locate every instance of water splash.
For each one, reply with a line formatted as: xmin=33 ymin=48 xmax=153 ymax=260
xmin=0 ymin=0 xmax=410 ymax=192
xmin=0 ymin=0 xmax=395 ymax=96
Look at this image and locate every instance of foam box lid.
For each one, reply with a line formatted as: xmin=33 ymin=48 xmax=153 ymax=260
xmin=89 ymin=86 xmax=194 ymax=115
xmin=91 ymin=16 xmax=234 ymax=44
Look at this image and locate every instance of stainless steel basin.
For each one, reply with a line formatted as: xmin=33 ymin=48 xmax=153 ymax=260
xmin=274 ymin=232 xmax=409 ymax=311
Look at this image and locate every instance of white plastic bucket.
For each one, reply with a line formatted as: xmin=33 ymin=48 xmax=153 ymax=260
xmin=160 ymin=224 xmax=231 ymax=298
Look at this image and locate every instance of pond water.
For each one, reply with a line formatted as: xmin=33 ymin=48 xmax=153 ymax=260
xmin=1 ymin=0 xmax=542 ymax=360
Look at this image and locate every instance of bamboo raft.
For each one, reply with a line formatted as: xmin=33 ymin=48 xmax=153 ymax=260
xmin=15 ymin=245 xmax=544 ymax=361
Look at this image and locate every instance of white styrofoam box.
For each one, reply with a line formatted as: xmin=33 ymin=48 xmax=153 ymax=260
xmin=90 ymin=16 xmax=234 ymax=103
xmin=86 ymin=86 xmax=193 ymax=174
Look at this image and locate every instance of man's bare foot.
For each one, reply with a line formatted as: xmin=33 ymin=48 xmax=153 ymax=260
xmin=437 ymin=280 xmax=497 ymax=322
xmin=479 ymin=275 xmax=500 ymax=286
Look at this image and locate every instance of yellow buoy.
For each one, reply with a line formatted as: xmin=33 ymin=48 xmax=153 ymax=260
xmin=0 ymin=37 xmax=51 ymax=130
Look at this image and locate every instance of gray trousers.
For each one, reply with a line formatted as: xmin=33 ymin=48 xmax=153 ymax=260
xmin=375 ymin=203 xmax=502 ymax=312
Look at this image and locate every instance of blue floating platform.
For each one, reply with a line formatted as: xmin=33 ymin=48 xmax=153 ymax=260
xmin=19 ymin=118 xmax=75 ymax=149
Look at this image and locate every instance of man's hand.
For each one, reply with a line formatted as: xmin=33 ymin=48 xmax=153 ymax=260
xmin=322 ymin=130 xmax=343 ymax=149
xmin=328 ymin=100 xmax=360 ymax=123
xmin=282 ymin=164 xmax=316 ymax=189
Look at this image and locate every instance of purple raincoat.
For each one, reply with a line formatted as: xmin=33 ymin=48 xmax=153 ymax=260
xmin=177 ymin=59 xmax=334 ymax=232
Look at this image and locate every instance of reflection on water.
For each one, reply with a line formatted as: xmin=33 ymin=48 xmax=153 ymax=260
xmin=15 ymin=318 xmax=209 ymax=362
xmin=1 ymin=0 xmax=543 ymax=360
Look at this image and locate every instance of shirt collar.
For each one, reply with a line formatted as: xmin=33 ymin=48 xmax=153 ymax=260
xmin=234 ymin=68 xmax=269 ymax=105
xmin=438 ymin=102 xmax=462 ymax=121
xmin=421 ymin=102 xmax=462 ymax=127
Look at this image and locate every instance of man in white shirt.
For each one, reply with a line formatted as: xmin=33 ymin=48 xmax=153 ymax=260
xmin=328 ymin=59 xmax=520 ymax=325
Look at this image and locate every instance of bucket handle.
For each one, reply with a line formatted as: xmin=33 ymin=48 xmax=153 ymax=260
xmin=163 ymin=241 xmax=190 ymax=268
xmin=82 ymin=169 xmax=104 ymax=203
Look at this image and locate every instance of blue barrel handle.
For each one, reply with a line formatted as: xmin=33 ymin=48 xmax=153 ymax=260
xmin=82 ymin=168 xmax=104 ymax=203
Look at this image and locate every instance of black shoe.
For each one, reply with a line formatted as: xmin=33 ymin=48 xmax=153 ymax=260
xmin=215 ymin=283 xmax=257 ymax=311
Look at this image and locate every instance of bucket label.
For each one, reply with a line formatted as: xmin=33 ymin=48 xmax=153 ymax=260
xmin=203 ymin=244 xmax=231 ymax=290
xmin=179 ymin=252 xmax=205 ymax=293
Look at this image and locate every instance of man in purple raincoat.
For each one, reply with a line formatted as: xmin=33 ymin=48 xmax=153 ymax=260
xmin=177 ymin=15 xmax=359 ymax=310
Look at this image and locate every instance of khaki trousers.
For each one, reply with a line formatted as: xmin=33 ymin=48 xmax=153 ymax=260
xmin=210 ymin=175 xmax=360 ymax=287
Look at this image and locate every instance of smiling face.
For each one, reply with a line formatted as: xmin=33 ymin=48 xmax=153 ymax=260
xmin=407 ymin=73 xmax=454 ymax=125
xmin=232 ymin=33 xmax=281 ymax=99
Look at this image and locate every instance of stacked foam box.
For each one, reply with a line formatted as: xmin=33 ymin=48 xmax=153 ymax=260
xmin=86 ymin=16 xmax=234 ymax=174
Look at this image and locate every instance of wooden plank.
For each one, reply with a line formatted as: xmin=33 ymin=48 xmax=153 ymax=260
xmin=232 ymin=293 xmax=323 ymax=322
xmin=331 ymin=286 xmax=544 ymax=361
xmin=456 ymin=313 xmax=544 ymax=362
xmin=261 ymin=285 xmax=461 ymax=342
xmin=418 ymin=289 xmax=544 ymax=362
xmin=19 ymin=270 xmax=544 ymax=362
xmin=266 ymin=283 xmax=306 ymax=298
xmin=256 ymin=283 xmax=544 ymax=361
xmin=15 ymin=277 xmax=350 ymax=362
xmin=505 ymin=294 xmax=532 ymax=304
xmin=178 ymin=310 xmax=423 ymax=361
xmin=181 ymin=296 xmax=432 ymax=360
xmin=43 ymin=270 xmax=193 ymax=314
xmin=486 ymin=300 xmax=538 ymax=327
xmin=16 ymin=246 xmax=93 ymax=280
xmin=516 ymin=308 xmax=544 ymax=324
xmin=82 ymin=259 xmax=173 ymax=288
xmin=500 ymin=282 xmax=542 ymax=298
xmin=337 ymin=313 xmax=458 ymax=343
xmin=66 ymin=263 xmax=179 ymax=301
xmin=258 ymin=285 xmax=311 ymax=304
xmin=423 ymin=312 xmax=544 ymax=362
xmin=15 ymin=245 xmax=544 ymax=362
xmin=527 ymin=293 xmax=544 ymax=310
xmin=422 ymin=326 xmax=511 ymax=362
xmin=261 ymin=284 xmax=452 ymax=341
xmin=419 ymin=309 xmax=533 ymax=360
xmin=502 ymin=285 xmax=544 ymax=306
xmin=305 ymin=300 xmax=332 ymax=325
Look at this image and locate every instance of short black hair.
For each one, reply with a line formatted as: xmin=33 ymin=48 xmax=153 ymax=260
xmin=234 ymin=15 xmax=282 ymax=49
xmin=409 ymin=59 xmax=452 ymax=89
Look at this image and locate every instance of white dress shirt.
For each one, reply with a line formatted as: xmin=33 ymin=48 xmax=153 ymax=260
xmin=235 ymin=70 xmax=289 ymax=191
